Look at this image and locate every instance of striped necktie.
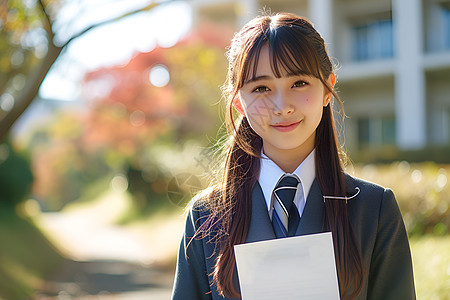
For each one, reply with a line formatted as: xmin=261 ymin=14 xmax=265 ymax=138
xmin=271 ymin=175 xmax=301 ymax=238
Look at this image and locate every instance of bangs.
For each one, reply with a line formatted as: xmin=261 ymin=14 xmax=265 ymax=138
xmin=241 ymin=24 xmax=323 ymax=86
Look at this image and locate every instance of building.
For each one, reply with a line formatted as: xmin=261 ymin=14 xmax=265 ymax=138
xmin=189 ymin=0 xmax=450 ymax=153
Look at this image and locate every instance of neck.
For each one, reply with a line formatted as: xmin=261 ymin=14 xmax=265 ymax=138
xmin=263 ymin=143 xmax=314 ymax=173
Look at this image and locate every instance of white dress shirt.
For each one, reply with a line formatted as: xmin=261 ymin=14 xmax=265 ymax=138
xmin=258 ymin=149 xmax=316 ymax=219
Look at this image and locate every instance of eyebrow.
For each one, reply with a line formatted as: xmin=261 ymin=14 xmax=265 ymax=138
xmin=244 ymin=75 xmax=272 ymax=85
xmin=244 ymin=73 xmax=308 ymax=85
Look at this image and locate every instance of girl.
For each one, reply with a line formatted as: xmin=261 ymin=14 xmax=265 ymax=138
xmin=172 ymin=12 xmax=415 ymax=300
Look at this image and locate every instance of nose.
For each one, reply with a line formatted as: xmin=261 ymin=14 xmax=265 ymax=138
xmin=272 ymin=91 xmax=294 ymax=116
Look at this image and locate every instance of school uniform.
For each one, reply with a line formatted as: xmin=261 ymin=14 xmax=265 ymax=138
xmin=171 ymin=151 xmax=416 ymax=300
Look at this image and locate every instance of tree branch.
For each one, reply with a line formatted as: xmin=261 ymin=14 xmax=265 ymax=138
xmin=38 ymin=0 xmax=55 ymax=42
xmin=0 ymin=0 xmax=168 ymax=141
xmin=0 ymin=43 xmax=63 ymax=141
xmin=61 ymin=2 xmax=161 ymax=49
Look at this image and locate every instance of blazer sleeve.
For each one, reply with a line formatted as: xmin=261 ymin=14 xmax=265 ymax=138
xmin=172 ymin=206 xmax=213 ymax=300
xmin=367 ymin=188 xmax=416 ymax=300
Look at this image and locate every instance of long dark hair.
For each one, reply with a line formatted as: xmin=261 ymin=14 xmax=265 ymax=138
xmin=194 ymin=12 xmax=364 ymax=299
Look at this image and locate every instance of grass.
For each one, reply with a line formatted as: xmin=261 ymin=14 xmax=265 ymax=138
xmin=0 ymin=204 xmax=65 ymax=299
xmin=410 ymin=235 xmax=450 ymax=300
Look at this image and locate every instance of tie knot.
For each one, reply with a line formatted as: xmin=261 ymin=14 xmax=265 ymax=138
xmin=274 ymin=175 xmax=299 ymax=211
xmin=277 ymin=175 xmax=299 ymax=188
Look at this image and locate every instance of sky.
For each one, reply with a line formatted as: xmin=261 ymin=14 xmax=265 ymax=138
xmin=39 ymin=0 xmax=192 ymax=102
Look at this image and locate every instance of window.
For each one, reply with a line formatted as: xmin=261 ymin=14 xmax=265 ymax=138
xmin=357 ymin=118 xmax=371 ymax=148
xmin=444 ymin=6 xmax=450 ymax=49
xmin=444 ymin=107 xmax=450 ymax=144
xmin=352 ymin=19 xmax=394 ymax=61
xmin=381 ymin=116 xmax=396 ymax=145
xmin=357 ymin=116 xmax=396 ymax=149
xmin=448 ymin=108 xmax=450 ymax=144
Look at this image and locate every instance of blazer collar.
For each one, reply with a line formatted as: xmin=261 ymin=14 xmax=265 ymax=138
xmin=295 ymin=174 xmax=360 ymax=235
xmin=295 ymin=178 xmax=324 ymax=235
xmin=245 ymin=181 xmax=276 ymax=243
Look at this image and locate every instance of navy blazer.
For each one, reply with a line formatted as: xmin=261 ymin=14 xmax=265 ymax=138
xmin=172 ymin=174 xmax=416 ymax=300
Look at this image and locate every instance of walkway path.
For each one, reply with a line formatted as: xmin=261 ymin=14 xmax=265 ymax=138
xmin=36 ymin=260 xmax=174 ymax=299
xmin=33 ymin=189 xmax=185 ymax=299
xmin=36 ymin=261 xmax=173 ymax=300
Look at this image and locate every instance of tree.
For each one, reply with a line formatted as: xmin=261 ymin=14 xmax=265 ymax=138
xmin=81 ymin=20 xmax=232 ymax=158
xmin=78 ymin=21 xmax=232 ymax=211
xmin=0 ymin=0 xmax=165 ymax=141
xmin=26 ymin=20 xmax=233 ymax=211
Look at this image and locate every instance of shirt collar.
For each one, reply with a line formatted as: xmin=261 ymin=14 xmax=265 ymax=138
xmin=258 ymin=149 xmax=316 ymax=212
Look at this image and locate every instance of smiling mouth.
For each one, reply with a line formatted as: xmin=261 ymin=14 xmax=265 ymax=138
xmin=271 ymin=121 xmax=302 ymax=132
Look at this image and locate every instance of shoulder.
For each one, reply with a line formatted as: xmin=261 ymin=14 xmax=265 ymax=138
xmin=345 ymin=173 xmax=388 ymax=195
xmin=184 ymin=186 xmax=220 ymax=229
xmin=344 ymin=173 xmax=399 ymax=215
xmin=344 ymin=173 xmax=405 ymax=233
xmin=344 ymin=173 xmax=395 ymax=204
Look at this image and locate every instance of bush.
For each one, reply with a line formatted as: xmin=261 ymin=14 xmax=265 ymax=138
xmin=0 ymin=142 xmax=33 ymax=206
xmin=350 ymin=145 xmax=450 ymax=164
xmin=349 ymin=161 xmax=450 ymax=236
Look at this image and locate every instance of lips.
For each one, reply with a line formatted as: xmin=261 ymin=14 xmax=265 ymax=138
xmin=271 ymin=120 xmax=302 ymax=132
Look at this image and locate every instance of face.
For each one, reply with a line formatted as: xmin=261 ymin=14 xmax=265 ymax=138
xmin=235 ymin=45 xmax=334 ymax=161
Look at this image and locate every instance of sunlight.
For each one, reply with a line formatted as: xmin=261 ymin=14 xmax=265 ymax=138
xmin=39 ymin=1 xmax=192 ymax=102
xmin=66 ymin=1 xmax=192 ymax=69
xmin=149 ymin=64 xmax=170 ymax=87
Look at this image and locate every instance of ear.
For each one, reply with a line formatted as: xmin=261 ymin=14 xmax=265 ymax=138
xmin=232 ymin=95 xmax=245 ymax=115
xmin=323 ymin=73 xmax=336 ymax=107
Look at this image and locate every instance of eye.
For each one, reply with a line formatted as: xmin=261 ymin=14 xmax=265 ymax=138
xmin=253 ymin=86 xmax=270 ymax=93
xmin=292 ymin=80 xmax=307 ymax=88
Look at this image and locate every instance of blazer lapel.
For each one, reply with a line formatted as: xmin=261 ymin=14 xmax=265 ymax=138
xmin=295 ymin=176 xmax=360 ymax=236
xmin=295 ymin=179 xmax=325 ymax=236
xmin=245 ymin=177 xmax=352 ymax=240
xmin=245 ymin=180 xmax=326 ymax=241
xmin=245 ymin=181 xmax=276 ymax=243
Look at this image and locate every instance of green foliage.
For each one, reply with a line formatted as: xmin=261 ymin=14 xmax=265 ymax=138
xmin=0 ymin=0 xmax=48 ymax=103
xmin=350 ymin=161 xmax=450 ymax=236
xmin=0 ymin=142 xmax=33 ymax=206
xmin=22 ymin=23 xmax=231 ymax=212
xmin=410 ymin=235 xmax=450 ymax=299
xmin=0 ymin=205 xmax=65 ymax=299
xmin=350 ymin=145 xmax=450 ymax=164
xmin=29 ymin=112 xmax=113 ymax=210
xmin=165 ymin=31 xmax=229 ymax=143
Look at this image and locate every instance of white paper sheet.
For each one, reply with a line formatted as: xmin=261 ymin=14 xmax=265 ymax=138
xmin=234 ymin=232 xmax=340 ymax=300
